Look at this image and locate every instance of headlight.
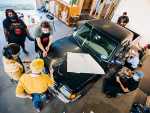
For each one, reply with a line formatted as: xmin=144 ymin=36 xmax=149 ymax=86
xmin=60 ymin=86 xmax=71 ymax=98
xmin=59 ymin=86 xmax=76 ymax=99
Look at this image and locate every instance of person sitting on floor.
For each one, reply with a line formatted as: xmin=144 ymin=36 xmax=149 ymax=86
xmin=103 ymin=69 xmax=144 ymax=96
xmin=2 ymin=43 xmax=31 ymax=84
xmin=124 ymin=50 xmax=139 ymax=71
xmin=138 ymin=42 xmax=150 ymax=67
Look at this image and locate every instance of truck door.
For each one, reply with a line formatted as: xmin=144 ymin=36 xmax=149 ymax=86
xmin=114 ymin=41 xmax=130 ymax=60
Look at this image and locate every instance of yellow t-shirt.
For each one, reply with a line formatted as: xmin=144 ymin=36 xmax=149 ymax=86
xmin=16 ymin=74 xmax=53 ymax=95
xmin=3 ymin=56 xmax=23 ymax=80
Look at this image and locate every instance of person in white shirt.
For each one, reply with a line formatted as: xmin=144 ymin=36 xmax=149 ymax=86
xmin=124 ymin=51 xmax=139 ymax=71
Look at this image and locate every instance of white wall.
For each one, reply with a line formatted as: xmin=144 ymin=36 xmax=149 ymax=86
xmin=111 ymin=0 xmax=150 ymax=47
xmin=35 ymin=0 xmax=48 ymax=9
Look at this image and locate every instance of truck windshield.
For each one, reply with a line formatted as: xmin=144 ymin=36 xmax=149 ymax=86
xmin=73 ymin=23 xmax=118 ymax=61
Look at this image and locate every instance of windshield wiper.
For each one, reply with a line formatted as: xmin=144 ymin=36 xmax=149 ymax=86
xmin=72 ymin=36 xmax=101 ymax=62
xmin=83 ymin=45 xmax=102 ymax=62
xmin=80 ymin=38 xmax=101 ymax=62
xmin=72 ymin=36 xmax=81 ymax=47
xmin=82 ymin=38 xmax=87 ymax=46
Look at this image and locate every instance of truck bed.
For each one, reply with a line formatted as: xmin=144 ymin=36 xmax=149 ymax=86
xmin=125 ymin=27 xmax=141 ymax=47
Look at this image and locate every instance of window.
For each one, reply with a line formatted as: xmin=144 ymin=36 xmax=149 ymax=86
xmin=73 ymin=23 xmax=118 ymax=61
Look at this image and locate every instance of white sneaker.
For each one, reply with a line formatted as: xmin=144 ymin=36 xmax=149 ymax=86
xmin=117 ymin=93 xmax=123 ymax=95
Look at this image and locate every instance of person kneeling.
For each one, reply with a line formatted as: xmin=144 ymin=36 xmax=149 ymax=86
xmin=34 ymin=20 xmax=53 ymax=58
xmin=124 ymin=50 xmax=139 ymax=71
xmin=138 ymin=42 xmax=150 ymax=67
xmin=103 ymin=70 xmax=144 ymax=97
xmin=16 ymin=59 xmax=54 ymax=112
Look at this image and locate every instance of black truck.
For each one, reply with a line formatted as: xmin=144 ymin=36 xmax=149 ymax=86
xmin=41 ymin=18 xmax=141 ymax=103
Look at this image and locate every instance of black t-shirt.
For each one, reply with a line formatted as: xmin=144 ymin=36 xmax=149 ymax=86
xmin=3 ymin=19 xmax=27 ymax=31
xmin=117 ymin=16 xmax=129 ymax=24
xmin=123 ymin=78 xmax=139 ymax=91
xmin=3 ymin=19 xmax=27 ymax=44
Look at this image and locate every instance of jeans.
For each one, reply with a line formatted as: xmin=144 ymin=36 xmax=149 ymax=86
xmin=105 ymin=78 xmax=124 ymax=93
xmin=34 ymin=95 xmax=50 ymax=110
xmin=32 ymin=90 xmax=50 ymax=110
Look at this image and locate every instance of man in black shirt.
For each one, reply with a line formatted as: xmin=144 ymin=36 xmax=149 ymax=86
xmin=103 ymin=70 xmax=144 ymax=94
xmin=117 ymin=12 xmax=129 ymax=27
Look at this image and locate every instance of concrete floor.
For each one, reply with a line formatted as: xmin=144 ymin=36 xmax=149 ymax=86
xmin=0 ymin=10 xmax=150 ymax=113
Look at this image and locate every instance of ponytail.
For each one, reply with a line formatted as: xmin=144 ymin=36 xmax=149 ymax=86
xmin=2 ymin=43 xmax=20 ymax=59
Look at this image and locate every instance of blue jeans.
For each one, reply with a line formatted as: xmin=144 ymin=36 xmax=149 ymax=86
xmin=34 ymin=95 xmax=50 ymax=110
xmin=32 ymin=90 xmax=50 ymax=110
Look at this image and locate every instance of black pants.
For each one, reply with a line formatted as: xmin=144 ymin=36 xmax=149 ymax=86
xmin=20 ymin=43 xmax=26 ymax=50
xmin=105 ymin=78 xmax=124 ymax=93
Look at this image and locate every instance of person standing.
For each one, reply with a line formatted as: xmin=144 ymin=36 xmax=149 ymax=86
xmin=2 ymin=43 xmax=31 ymax=84
xmin=34 ymin=20 xmax=53 ymax=58
xmin=16 ymin=59 xmax=54 ymax=112
xmin=117 ymin=12 xmax=129 ymax=27
xmin=3 ymin=9 xmax=34 ymax=54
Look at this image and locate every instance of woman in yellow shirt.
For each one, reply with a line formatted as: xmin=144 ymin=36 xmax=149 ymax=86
xmin=2 ymin=43 xmax=31 ymax=83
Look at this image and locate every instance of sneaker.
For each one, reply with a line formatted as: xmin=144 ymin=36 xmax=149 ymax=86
xmin=138 ymin=62 xmax=143 ymax=67
xmin=106 ymin=91 xmax=116 ymax=98
xmin=117 ymin=93 xmax=123 ymax=96
xmin=37 ymin=108 xmax=41 ymax=112
xmin=46 ymin=94 xmax=52 ymax=103
xmin=23 ymin=49 xmax=29 ymax=54
xmin=10 ymin=79 xmax=15 ymax=84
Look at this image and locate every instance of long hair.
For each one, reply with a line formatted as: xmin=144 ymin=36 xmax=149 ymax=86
xmin=5 ymin=9 xmax=25 ymax=30
xmin=3 ymin=43 xmax=20 ymax=59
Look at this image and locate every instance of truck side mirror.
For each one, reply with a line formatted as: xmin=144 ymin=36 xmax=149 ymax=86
xmin=73 ymin=27 xmax=77 ymax=32
xmin=114 ymin=60 xmax=123 ymax=66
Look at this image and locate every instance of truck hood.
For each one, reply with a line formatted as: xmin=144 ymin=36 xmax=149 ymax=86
xmin=43 ymin=36 xmax=106 ymax=93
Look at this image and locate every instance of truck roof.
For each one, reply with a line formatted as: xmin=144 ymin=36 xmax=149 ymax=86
xmin=88 ymin=18 xmax=133 ymax=43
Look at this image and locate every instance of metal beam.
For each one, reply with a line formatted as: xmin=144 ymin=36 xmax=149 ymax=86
xmin=89 ymin=0 xmax=97 ymax=16
xmin=104 ymin=0 xmax=114 ymax=19
xmin=96 ymin=0 xmax=106 ymax=20
xmin=94 ymin=0 xmax=101 ymax=18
